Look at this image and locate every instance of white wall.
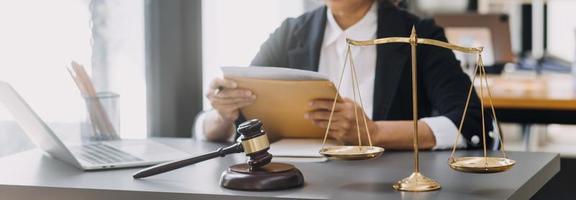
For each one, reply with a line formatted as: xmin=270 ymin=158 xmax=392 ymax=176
xmin=201 ymin=0 xmax=307 ymax=109
xmin=547 ymin=0 xmax=576 ymax=62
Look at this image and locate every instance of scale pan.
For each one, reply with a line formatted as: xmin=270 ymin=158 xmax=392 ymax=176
xmin=449 ymin=157 xmax=515 ymax=173
xmin=319 ymin=146 xmax=384 ymax=160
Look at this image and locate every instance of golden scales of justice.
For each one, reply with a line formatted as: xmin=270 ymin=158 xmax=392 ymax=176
xmin=318 ymin=26 xmax=515 ymax=192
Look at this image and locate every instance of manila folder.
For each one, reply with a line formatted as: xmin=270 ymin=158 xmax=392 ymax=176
xmin=228 ymin=77 xmax=337 ymax=138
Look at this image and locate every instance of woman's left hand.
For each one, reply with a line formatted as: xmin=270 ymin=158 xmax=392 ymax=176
xmin=305 ymin=98 xmax=377 ymax=145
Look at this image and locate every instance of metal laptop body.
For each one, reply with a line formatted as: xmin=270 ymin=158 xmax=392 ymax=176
xmin=0 ymin=81 xmax=188 ymax=170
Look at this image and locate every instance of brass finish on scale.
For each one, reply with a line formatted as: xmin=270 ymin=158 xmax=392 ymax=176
xmin=322 ymin=25 xmax=514 ymax=192
xmin=447 ymin=49 xmax=515 ymax=174
xmin=449 ymin=157 xmax=515 ymax=173
xmin=391 ymin=27 xmax=441 ymax=192
xmin=319 ymin=146 xmax=384 ymax=160
xmin=347 ymin=37 xmax=483 ymax=54
xmin=392 ymin=172 xmax=441 ymax=192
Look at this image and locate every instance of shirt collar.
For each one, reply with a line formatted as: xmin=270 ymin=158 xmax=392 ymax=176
xmin=323 ymin=2 xmax=378 ymax=47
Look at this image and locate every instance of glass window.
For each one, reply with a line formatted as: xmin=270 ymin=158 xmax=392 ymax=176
xmin=0 ymin=0 xmax=145 ymax=157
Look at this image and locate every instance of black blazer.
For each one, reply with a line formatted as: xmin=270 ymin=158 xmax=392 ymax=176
xmin=245 ymin=4 xmax=493 ymax=149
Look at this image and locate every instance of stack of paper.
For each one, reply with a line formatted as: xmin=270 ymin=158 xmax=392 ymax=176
xmin=221 ymin=66 xmax=329 ymax=81
xmin=269 ymin=139 xmax=337 ymax=163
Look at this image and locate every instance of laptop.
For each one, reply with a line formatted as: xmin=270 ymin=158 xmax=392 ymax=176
xmin=0 ymin=81 xmax=189 ymax=170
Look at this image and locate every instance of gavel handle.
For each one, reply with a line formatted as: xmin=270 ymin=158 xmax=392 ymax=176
xmin=133 ymin=143 xmax=244 ymax=179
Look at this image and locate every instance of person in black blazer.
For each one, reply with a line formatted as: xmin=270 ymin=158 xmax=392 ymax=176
xmin=203 ymin=0 xmax=492 ymax=150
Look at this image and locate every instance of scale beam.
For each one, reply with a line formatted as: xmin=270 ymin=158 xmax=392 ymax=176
xmin=347 ymin=37 xmax=483 ymax=54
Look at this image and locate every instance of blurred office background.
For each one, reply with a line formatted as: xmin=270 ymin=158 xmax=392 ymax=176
xmin=0 ymin=0 xmax=575 ymax=198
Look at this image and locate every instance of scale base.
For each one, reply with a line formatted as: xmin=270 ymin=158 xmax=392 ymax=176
xmin=393 ymin=172 xmax=441 ymax=192
xmin=220 ymin=162 xmax=304 ymax=191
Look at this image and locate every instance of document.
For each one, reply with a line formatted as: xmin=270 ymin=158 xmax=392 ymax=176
xmin=222 ymin=66 xmax=339 ymax=139
xmin=221 ymin=66 xmax=329 ymax=81
xmin=269 ymin=139 xmax=336 ymax=163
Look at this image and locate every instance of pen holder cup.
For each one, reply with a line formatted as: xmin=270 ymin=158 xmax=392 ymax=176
xmin=81 ymin=92 xmax=120 ymax=141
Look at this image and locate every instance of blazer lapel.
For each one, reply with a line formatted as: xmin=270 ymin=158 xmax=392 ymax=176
xmin=288 ymin=6 xmax=326 ymax=72
xmin=372 ymin=6 xmax=412 ymax=120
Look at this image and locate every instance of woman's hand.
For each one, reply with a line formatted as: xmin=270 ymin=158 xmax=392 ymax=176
xmin=206 ymin=78 xmax=256 ymax=123
xmin=305 ymin=98 xmax=377 ymax=145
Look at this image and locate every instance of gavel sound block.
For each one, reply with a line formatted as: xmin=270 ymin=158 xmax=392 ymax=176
xmin=220 ymin=119 xmax=304 ymax=190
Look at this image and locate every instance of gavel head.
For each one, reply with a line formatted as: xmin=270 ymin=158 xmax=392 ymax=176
xmin=237 ymin=119 xmax=272 ymax=168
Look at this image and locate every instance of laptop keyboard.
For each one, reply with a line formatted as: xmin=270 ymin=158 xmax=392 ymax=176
xmin=77 ymin=144 xmax=143 ymax=165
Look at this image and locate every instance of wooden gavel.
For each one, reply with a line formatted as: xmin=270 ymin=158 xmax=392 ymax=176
xmin=133 ymin=119 xmax=273 ymax=179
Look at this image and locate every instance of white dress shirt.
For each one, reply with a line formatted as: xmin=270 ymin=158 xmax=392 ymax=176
xmin=318 ymin=3 xmax=466 ymax=149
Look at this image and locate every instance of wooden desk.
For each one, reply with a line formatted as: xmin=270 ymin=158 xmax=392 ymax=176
xmin=476 ymin=74 xmax=576 ymax=125
xmin=0 ymin=138 xmax=560 ymax=200
xmin=479 ymin=74 xmax=576 ymax=111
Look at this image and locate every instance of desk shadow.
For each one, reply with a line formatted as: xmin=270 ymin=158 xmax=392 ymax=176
xmin=134 ymin=178 xmax=201 ymax=191
xmin=133 ymin=167 xmax=308 ymax=199
xmin=336 ymin=181 xmax=515 ymax=200
xmin=338 ymin=182 xmax=395 ymax=193
xmin=334 ymin=182 xmax=442 ymax=200
xmin=218 ymin=182 xmax=307 ymax=197
xmin=465 ymin=188 xmax=515 ymax=199
xmin=35 ymin=154 xmax=84 ymax=178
